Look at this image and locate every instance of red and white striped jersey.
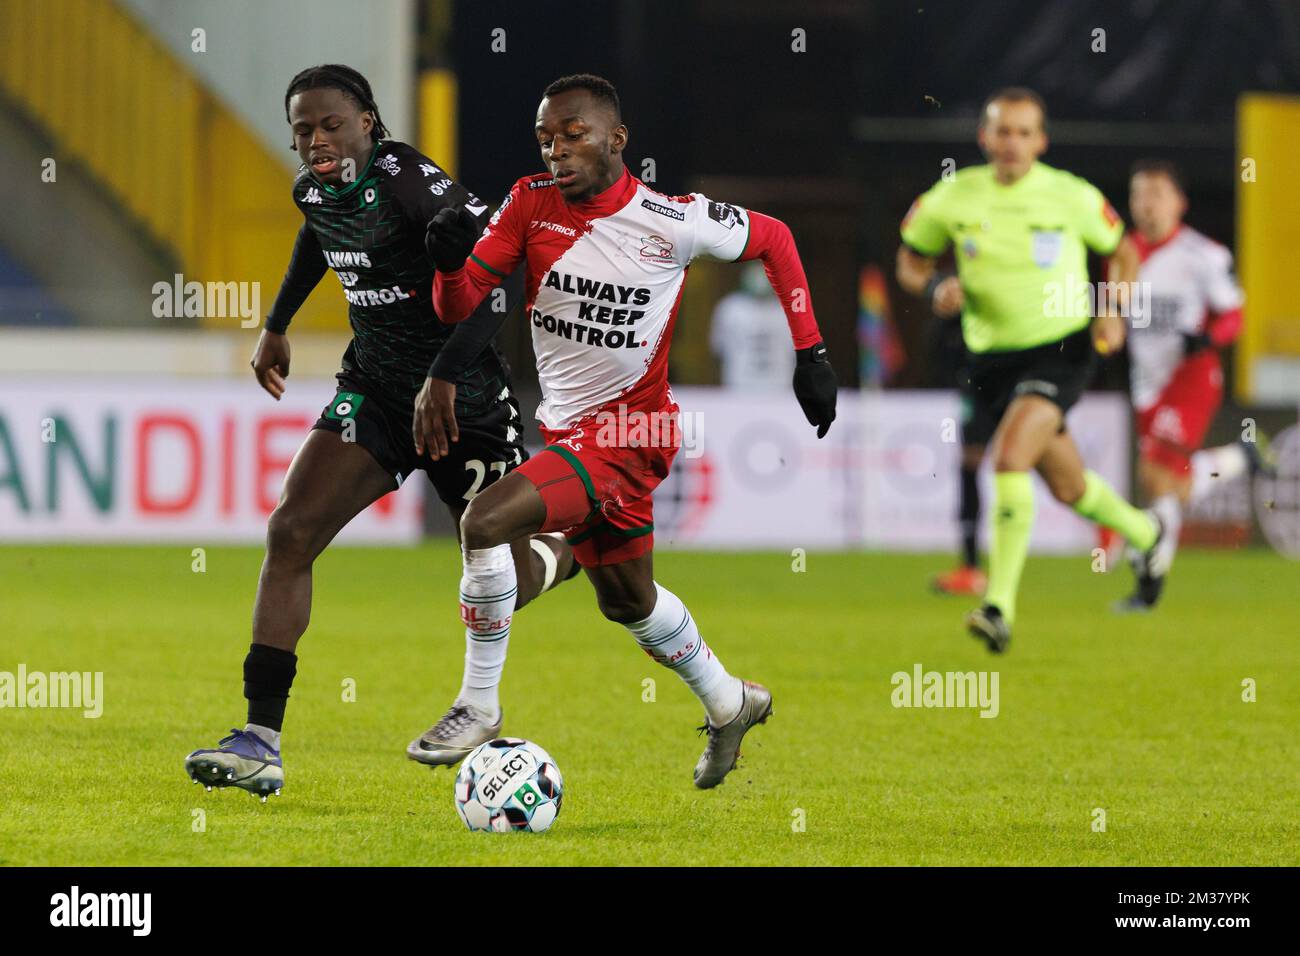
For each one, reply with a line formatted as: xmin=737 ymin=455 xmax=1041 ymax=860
xmin=434 ymin=168 xmax=821 ymax=430
xmin=1129 ymin=225 xmax=1244 ymax=409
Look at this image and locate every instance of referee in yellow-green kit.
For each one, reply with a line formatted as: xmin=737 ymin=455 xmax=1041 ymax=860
xmin=897 ymin=87 xmax=1168 ymax=653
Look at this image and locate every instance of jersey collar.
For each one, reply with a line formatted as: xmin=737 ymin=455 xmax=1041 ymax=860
xmin=313 ymin=141 xmax=382 ymax=198
xmin=989 ymin=161 xmax=1043 ymax=189
xmin=1130 ymin=224 xmax=1182 ymax=263
xmin=564 ymin=166 xmax=637 ymax=219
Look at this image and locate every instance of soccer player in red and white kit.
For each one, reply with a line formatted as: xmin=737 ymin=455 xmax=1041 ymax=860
xmin=419 ymin=74 xmax=837 ymax=788
xmin=1118 ymin=159 xmax=1273 ymax=609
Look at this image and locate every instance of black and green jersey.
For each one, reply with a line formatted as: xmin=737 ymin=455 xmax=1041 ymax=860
xmin=266 ymin=140 xmax=509 ymax=414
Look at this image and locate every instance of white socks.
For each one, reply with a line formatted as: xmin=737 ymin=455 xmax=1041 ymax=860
xmin=626 ymin=583 xmax=743 ymax=726
xmin=456 ymin=544 xmax=515 ymax=719
xmin=1189 ymin=443 xmax=1248 ymax=502
xmin=1150 ymin=493 xmax=1182 ymax=574
xmin=244 ymin=723 xmax=281 ymax=751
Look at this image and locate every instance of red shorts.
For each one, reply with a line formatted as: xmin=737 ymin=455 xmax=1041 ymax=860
xmin=1137 ymin=351 xmax=1223 ymax=474
xmin=515 ymin=398 xmax=681 ymax=567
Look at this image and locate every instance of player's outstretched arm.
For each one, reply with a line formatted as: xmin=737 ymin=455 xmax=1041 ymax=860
xmin=255 ymin=222 xmax=328 ymax=398
xmin=735 ymin=209 xmax=838 ymax=437
xmin=430 ymin=205 xmax=520 ymax=325
xmin=414 ymin=267 xmax=522 ymax=461
xmin=1186 ymin=246 xmax=1245 ymax=354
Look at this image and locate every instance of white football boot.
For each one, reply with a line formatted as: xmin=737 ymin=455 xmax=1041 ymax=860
xmin=407 ymin=700 xmax=503 ymax=767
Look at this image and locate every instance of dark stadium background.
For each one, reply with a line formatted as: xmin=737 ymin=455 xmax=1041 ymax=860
xmin=447 ymin=0 xmax=1300 ymax=397
xmin=1 ymin=0 xmax=1297 ymax=544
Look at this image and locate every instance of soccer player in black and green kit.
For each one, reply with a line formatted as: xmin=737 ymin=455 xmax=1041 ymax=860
xmin=897 ymin=88 xmax=1169 ymax=653
xmin=184 ymin=65 xmax=576 ymax=800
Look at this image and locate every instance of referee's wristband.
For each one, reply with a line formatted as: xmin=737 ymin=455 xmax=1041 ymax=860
xmin=924 ymin=272 xmax=956 ymax=311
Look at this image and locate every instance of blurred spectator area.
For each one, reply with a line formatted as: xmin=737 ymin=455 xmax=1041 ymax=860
xmin=0 ymin=0 xmax=413 ymax=334
xmin=3 ymin=0 xmax=1300 ymax=404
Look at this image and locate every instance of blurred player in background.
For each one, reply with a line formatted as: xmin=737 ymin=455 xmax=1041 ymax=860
xmin=897 ymin=88 xmax=1166 ymax=653
xmin=184 ymin=65 xmax=576 ymax=800
xmin=425 ymin=74 xmax=837 ymax=787
xmin=710 ymin=261 xmax=797 ymax=390
xmin=1116 ymin=159 xmax=1275 ymax=611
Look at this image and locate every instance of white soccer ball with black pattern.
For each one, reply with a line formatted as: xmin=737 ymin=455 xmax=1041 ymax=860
xmin=454 ymin=737 xmax=564 ymax=832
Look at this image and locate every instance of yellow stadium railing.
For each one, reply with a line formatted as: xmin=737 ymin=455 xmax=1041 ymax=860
xmin=0 ymin=0 xmax=345 ymax=330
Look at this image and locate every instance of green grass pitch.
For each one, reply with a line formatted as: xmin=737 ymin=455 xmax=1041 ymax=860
xmin=2 ymin=543 xmax=1297 ymax=866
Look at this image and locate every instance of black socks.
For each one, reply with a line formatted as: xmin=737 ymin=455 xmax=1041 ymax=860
xmin=243 ymin=643 xmax=298 ymax=732
xmin=959 ymin=463 xmax=981 ymax=569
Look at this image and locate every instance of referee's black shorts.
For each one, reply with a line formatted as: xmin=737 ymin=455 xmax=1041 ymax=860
xmin=960 ymin=327 xmax=1096 ymax=447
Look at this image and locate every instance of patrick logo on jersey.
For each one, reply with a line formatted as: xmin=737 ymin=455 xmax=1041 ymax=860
xmin=531 ymin=269 xmax=654 ymax=349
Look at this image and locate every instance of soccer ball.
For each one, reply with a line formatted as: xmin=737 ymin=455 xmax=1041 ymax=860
xmin=454 ymin=737 xmax=564 ymax=832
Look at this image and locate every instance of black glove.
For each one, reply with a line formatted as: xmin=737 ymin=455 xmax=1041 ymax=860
xmin=1181 ymin=331 xmax=1213 ymax=356
xmin=424 ymin=206 xmax=480 ymax=272
xmin=793 ymin=341 xmax=837 ymax=439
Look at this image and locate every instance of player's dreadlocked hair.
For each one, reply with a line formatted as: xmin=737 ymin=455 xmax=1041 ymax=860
xmin=284 ymin=64 xmax=389 ymax=142
xmin=542 ymin=73 xmax=621 ymax=121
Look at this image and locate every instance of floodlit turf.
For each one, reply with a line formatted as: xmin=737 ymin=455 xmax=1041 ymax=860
xmin=2 ymin=543 xmax=1297 ymax=866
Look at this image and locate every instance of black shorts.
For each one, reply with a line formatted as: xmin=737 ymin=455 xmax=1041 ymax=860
xmin=311 ymin=372 xmax=529 ymax=507
xmin=959 ymin=327 xmax=1096 ymax=447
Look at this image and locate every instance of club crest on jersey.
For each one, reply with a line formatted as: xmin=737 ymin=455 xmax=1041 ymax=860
xmin=639 ymin=235 xmax=675 ymax=264
xmin=1031 ymin=228 xmax=1064 ymax=268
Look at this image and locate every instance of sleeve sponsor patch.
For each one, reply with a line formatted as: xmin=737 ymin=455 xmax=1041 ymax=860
xmin=641 ymin=197 xmax=686 ymax=221
xmin=707 ymin=200 xmax=743 ymax=229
